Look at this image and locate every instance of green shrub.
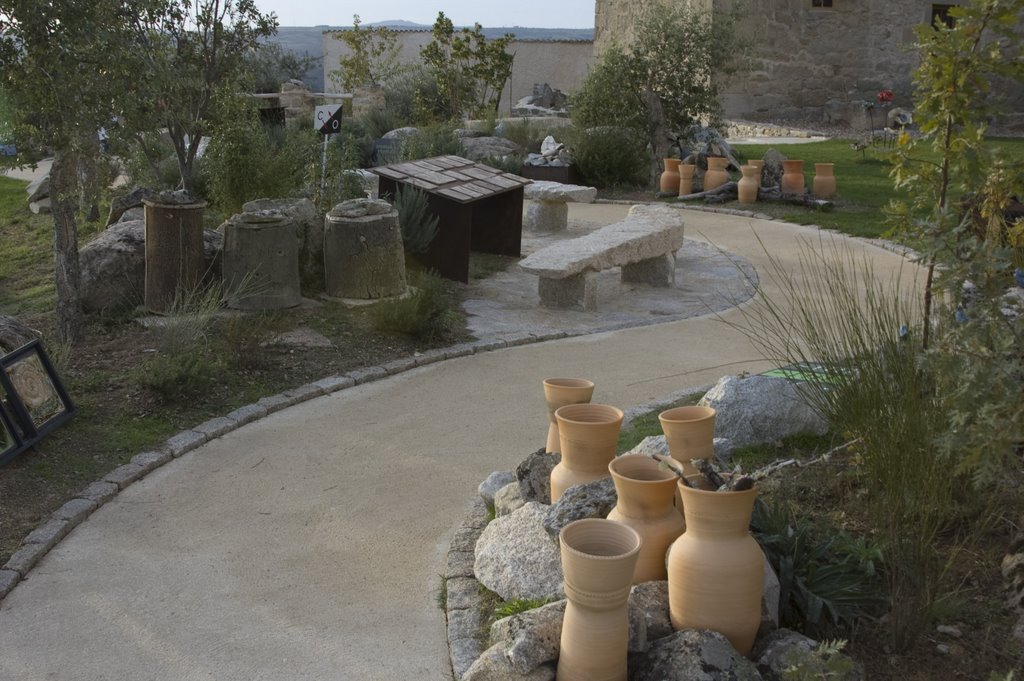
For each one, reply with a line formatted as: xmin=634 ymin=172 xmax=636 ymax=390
xmin=372 ymin=269 xmax=457 ymax=340
xmin=399 ymin=123 xmax=462 ymax=161
xmin=389 ymin=184 xmax=438 ymax=254
xmin=494 ymin=598 xmax=551 ymax=620
xmin=497 ymin=118 xmax=568 ymax=154
xmin=479 ymin=154 xmax=525 ymax=175
xmin=383 ymin=64 xmax=440 ymax=125
xmin=134 ymin=352 xmax=222 ymax=401
xmin=567 ymin=126 xmax=648 ymax=189
xmin=752 ymin=498 xmax=885 ymax=637
xmin=359 ymin=107 xmax=403 ymax=141
xmin=338 ymin=117 xmax=375 ymax=168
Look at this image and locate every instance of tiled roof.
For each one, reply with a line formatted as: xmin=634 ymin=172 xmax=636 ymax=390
xmin=371 ymin=156 xmax=531 ymax=204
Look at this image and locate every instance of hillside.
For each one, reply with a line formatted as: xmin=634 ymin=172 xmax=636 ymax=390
xmin=264 ymin=24 xmax=594 ymax=92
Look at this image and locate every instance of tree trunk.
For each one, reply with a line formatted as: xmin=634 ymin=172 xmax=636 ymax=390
xmin=49 ymin=150 xmax=84 ymax=345
xmin=642 ymin=89 xmax=671 ymax=187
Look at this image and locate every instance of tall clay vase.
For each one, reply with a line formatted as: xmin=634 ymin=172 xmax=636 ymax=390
xmin=781 ymin=159 xmax=806 ymax=194
xmin=703 ymin=157 xmax=729 ymax=192
xmin=543 ymin=378 xmax=596 ymax=453
xmin=551 ymin=404 xmax=624 ymax=502
xmin=678 ymin=163 xmax=696 ymax=197
xmin=812 ymin=163 xmax=836 ymax=199
xmin=667 ymin=484 xmax=763 ymax=656
xmin=607 ymin=455 xmax=685 ymax=583
xmin=737 ymin=165 xmax=760 ymax=204
xmin=557 ymin=519 xmax=642 ymax=681
xmin=660 ymin=158 xmax=682 ymax=193
xmin=658 ymin=406 xmax=716 ymax=476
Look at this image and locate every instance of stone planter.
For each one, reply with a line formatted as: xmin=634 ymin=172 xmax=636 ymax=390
xmin=542 ymin=378 xmax=595 ymax=453
xmin=607 ymin=455 xmax=685 ymax=583
xmin=558 ymin=518 xmax=641 ymax=681
xmin=222 ymin=211 xmax=301 ymax=310
xmin=551 ymin=404 xmax=624 ymax=502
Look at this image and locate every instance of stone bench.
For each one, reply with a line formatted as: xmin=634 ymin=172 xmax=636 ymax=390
xmin=523 ymin=180 xmax=598 ymax=233
xmin=519 ymin=204 xmax=685 ymax=311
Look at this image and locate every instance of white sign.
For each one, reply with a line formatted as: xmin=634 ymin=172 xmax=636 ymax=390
xmin=314 ymin=104 xmax=343 ymax=135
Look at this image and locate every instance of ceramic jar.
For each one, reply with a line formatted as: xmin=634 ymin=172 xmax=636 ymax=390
xmin=813 ymin=163 xmax=836 ymax=198
xmin=551 ymin=404 xmax=624 ymax=502
xmin=703 ymin=157 xmax=730 ymax=192
xmin=658 ymin=406 xmax=716 ymax=476
xmin=667 ymin=483 xmax=763 ymax=656
xmin=607 ymin=455 xmax=685 ymax=583
xmin=543 ymin=378 xmax=595 ymax=453
xmin=781 ymin=159 xmax=806 ymax=194
xmin=557 ymin=518 xmax=642 ymax=681
xmin=678 ymin=163 xmax=696 ymax=197
xmin=737 ymin=165 xmax=760 ymax=204
xmin=660 ymin=158 xmax=682 ymax=193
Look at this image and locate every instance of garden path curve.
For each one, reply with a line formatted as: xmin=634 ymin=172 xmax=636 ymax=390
xmin=0 ymin=205 xmax=920 ymax=680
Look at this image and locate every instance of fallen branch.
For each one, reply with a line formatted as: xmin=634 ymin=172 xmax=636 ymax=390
xmin=677 ymin=181 xmax=738 ymax=202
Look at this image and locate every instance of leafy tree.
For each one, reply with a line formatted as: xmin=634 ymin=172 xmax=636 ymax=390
xmin=121 ymin=0 xmax=278 ymax=192
xmin=572 ymin=1 xmax=742 ymax=164
xmin=420 ymin=12 xmax=515 ymax=120
xmin=889 ymin=0 xmax=1024 ymax=486
xmin=247 ymin=42 xmax=320 ymax=93
xmin=330 ymin=15 xmax=400 ymax=91
xmin=0 ymin=0 xmax=141 ymax=343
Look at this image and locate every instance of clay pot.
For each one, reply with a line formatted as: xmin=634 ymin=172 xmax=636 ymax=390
xmin=557 ymin=518 xmax=642 ymax=681
xmin=703 ymin=157 xmax=730 ymax=192
xmin=607 ymin=455 xmax=685 ymax=583
xmin=551 ymin=404 xmax=624 ymax=502
xmin=781 ymin=159 xmax=806 ymax=194
xmin=658 ymin=406 xmax=716 ymax=476
xmin=660 ymin=158 xmax=682 ymax=193
xmin=812 ymin=163 xmax=836 ymax=199
xmin=737 ymin=165 xmax=760 ymax=204
xmin=667 ymin=483 xmax=763 ymax=655
xmin=543 ymin=378 xmax=595 ymax=453
xmin=678 ymin=163 xmax=696 ymax=197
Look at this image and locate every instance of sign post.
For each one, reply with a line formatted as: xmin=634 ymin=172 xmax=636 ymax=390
xmin=314 ymin=104 xmax=344 ymax=202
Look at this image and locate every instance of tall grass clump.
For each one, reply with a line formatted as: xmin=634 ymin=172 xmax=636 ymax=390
xmin=371 ymin=269 xmax=457 ymax=340
xmin=735 ymin=238 xmax=955 ymax=649
xmin=389 ymin=184 xmax=438 ymax=255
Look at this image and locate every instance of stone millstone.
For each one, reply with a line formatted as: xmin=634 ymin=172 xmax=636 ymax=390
xmin=243 ymin=198 xmax=324 ymax=292
xmin=222 ymin=210 xmax=302 ymax=311
xmin=474 ymin=502 xmax=564 ymax=601
xmin=324 ymin=198 xmax=407 ymax=299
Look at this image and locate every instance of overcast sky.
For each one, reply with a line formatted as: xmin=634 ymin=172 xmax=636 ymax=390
xmin=254 ymin=0 xmax=596 ymax=28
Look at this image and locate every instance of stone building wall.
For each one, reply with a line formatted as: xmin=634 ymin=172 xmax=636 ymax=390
xmin=322 ymin=30 xmax=594 ymax=117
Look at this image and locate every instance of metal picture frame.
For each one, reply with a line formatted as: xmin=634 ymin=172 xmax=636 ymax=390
xmin=0 ymin=339 xmax=76 ymax=465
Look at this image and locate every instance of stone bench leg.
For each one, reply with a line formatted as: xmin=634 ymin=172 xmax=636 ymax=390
xmin=622 ymin=252 xmax=676 ymax=287
xmin=538 ymin=272 xmax=598 ymax=311
xmin=525 ymin=200 xmax=569 ymax=233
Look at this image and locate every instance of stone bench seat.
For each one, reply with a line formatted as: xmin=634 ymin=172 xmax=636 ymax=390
xmin=519 ymin=204 xmax=685 ymax=310
xmin=523 ymin=180 xmax=598 ymax=233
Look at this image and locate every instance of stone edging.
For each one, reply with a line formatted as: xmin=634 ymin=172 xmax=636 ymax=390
xmin=443 ymin=498 xmax=491 ymax=680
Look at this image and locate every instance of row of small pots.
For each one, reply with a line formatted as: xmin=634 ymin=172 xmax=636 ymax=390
xmin=541 ymin=378 xmax=763 ymax=681
xmin=660 ymin=157 xmax=838 ymax=201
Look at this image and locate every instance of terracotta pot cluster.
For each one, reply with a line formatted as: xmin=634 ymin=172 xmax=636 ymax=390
xmin=541 ymin=379 xmax=764 ymax=679
xmin=781 ymin=160 xmax=838 ymax=199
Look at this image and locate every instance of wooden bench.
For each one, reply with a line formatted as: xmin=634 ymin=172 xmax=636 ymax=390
xmin=518 ymin=204 xmax=685 ymax=311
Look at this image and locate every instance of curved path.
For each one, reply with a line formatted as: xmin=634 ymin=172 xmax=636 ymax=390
xmin=0 ymin=206 xmax=919 ymax=680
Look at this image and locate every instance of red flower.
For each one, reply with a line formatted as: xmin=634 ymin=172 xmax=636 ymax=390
xmin=877 ymin=89 xmax=894 ymax=104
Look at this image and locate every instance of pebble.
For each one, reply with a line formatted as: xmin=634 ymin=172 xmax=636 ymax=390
xmin=936 ymin=643 xmax=951 ymax=655
xmin=936 ymin=624 xmax=962 ymax=638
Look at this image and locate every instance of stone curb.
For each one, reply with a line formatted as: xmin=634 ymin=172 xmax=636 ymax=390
xmin=0 ymin=333 xmax=572 ymax=605
xmin=443 ymin=497 xmax=491 ymax=681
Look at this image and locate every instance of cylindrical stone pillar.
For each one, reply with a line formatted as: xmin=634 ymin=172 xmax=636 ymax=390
xmin=222 ymin=210 xmax=302 ymax=310
xmin=143 ymin=196 xmax=207 ymax=314
xmin=324 ymin=198 xmax=407 ymax=299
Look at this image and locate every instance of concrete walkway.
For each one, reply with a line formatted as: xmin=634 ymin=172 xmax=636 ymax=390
xmin=0 ymin=205 xmax=919 ymax=680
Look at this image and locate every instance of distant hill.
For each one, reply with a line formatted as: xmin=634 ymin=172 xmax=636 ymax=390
xmin=264 ymin=24 xmax=594 ymax=92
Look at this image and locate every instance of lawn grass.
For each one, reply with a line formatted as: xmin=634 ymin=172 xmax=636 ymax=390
xmin=729 ymin=136 xmax=1024 ymax=240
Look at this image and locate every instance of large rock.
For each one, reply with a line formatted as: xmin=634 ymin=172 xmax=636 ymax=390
xmin=462 ymin=644 xmax=555 ymax=681
xmin=242 ymin=198 xmax=323 ymax=292
xmin=461 ymin=136 xmax=523 ymax=161
xmin=26 ymin=175 xmax=49 ymax=203
xmin=516 ymin=449 xmax=559 ymax=503
xmin=474 ymin=502 xmax=563 ymax=601
xmin=752 ymin=629 xmax=864 ymax=681
xmin=699 ymin=375 xmax=827 ymax=448
xmin=630 ymin=581 xmax=673 ymax=642
xmin=629 ymin=629 xmax=763 ymax=681
xmin=78 ymin=220 xmax=222 ymax=313
xmin=490 ymin=600 xmax=565 ymax=675
xmin=106 ymin=187 xmax=156 ymax=226
xmin=523 ymin=181 xmax=596 ymax=204
xmin=542 ymin=477 xmax=617 ymax=539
